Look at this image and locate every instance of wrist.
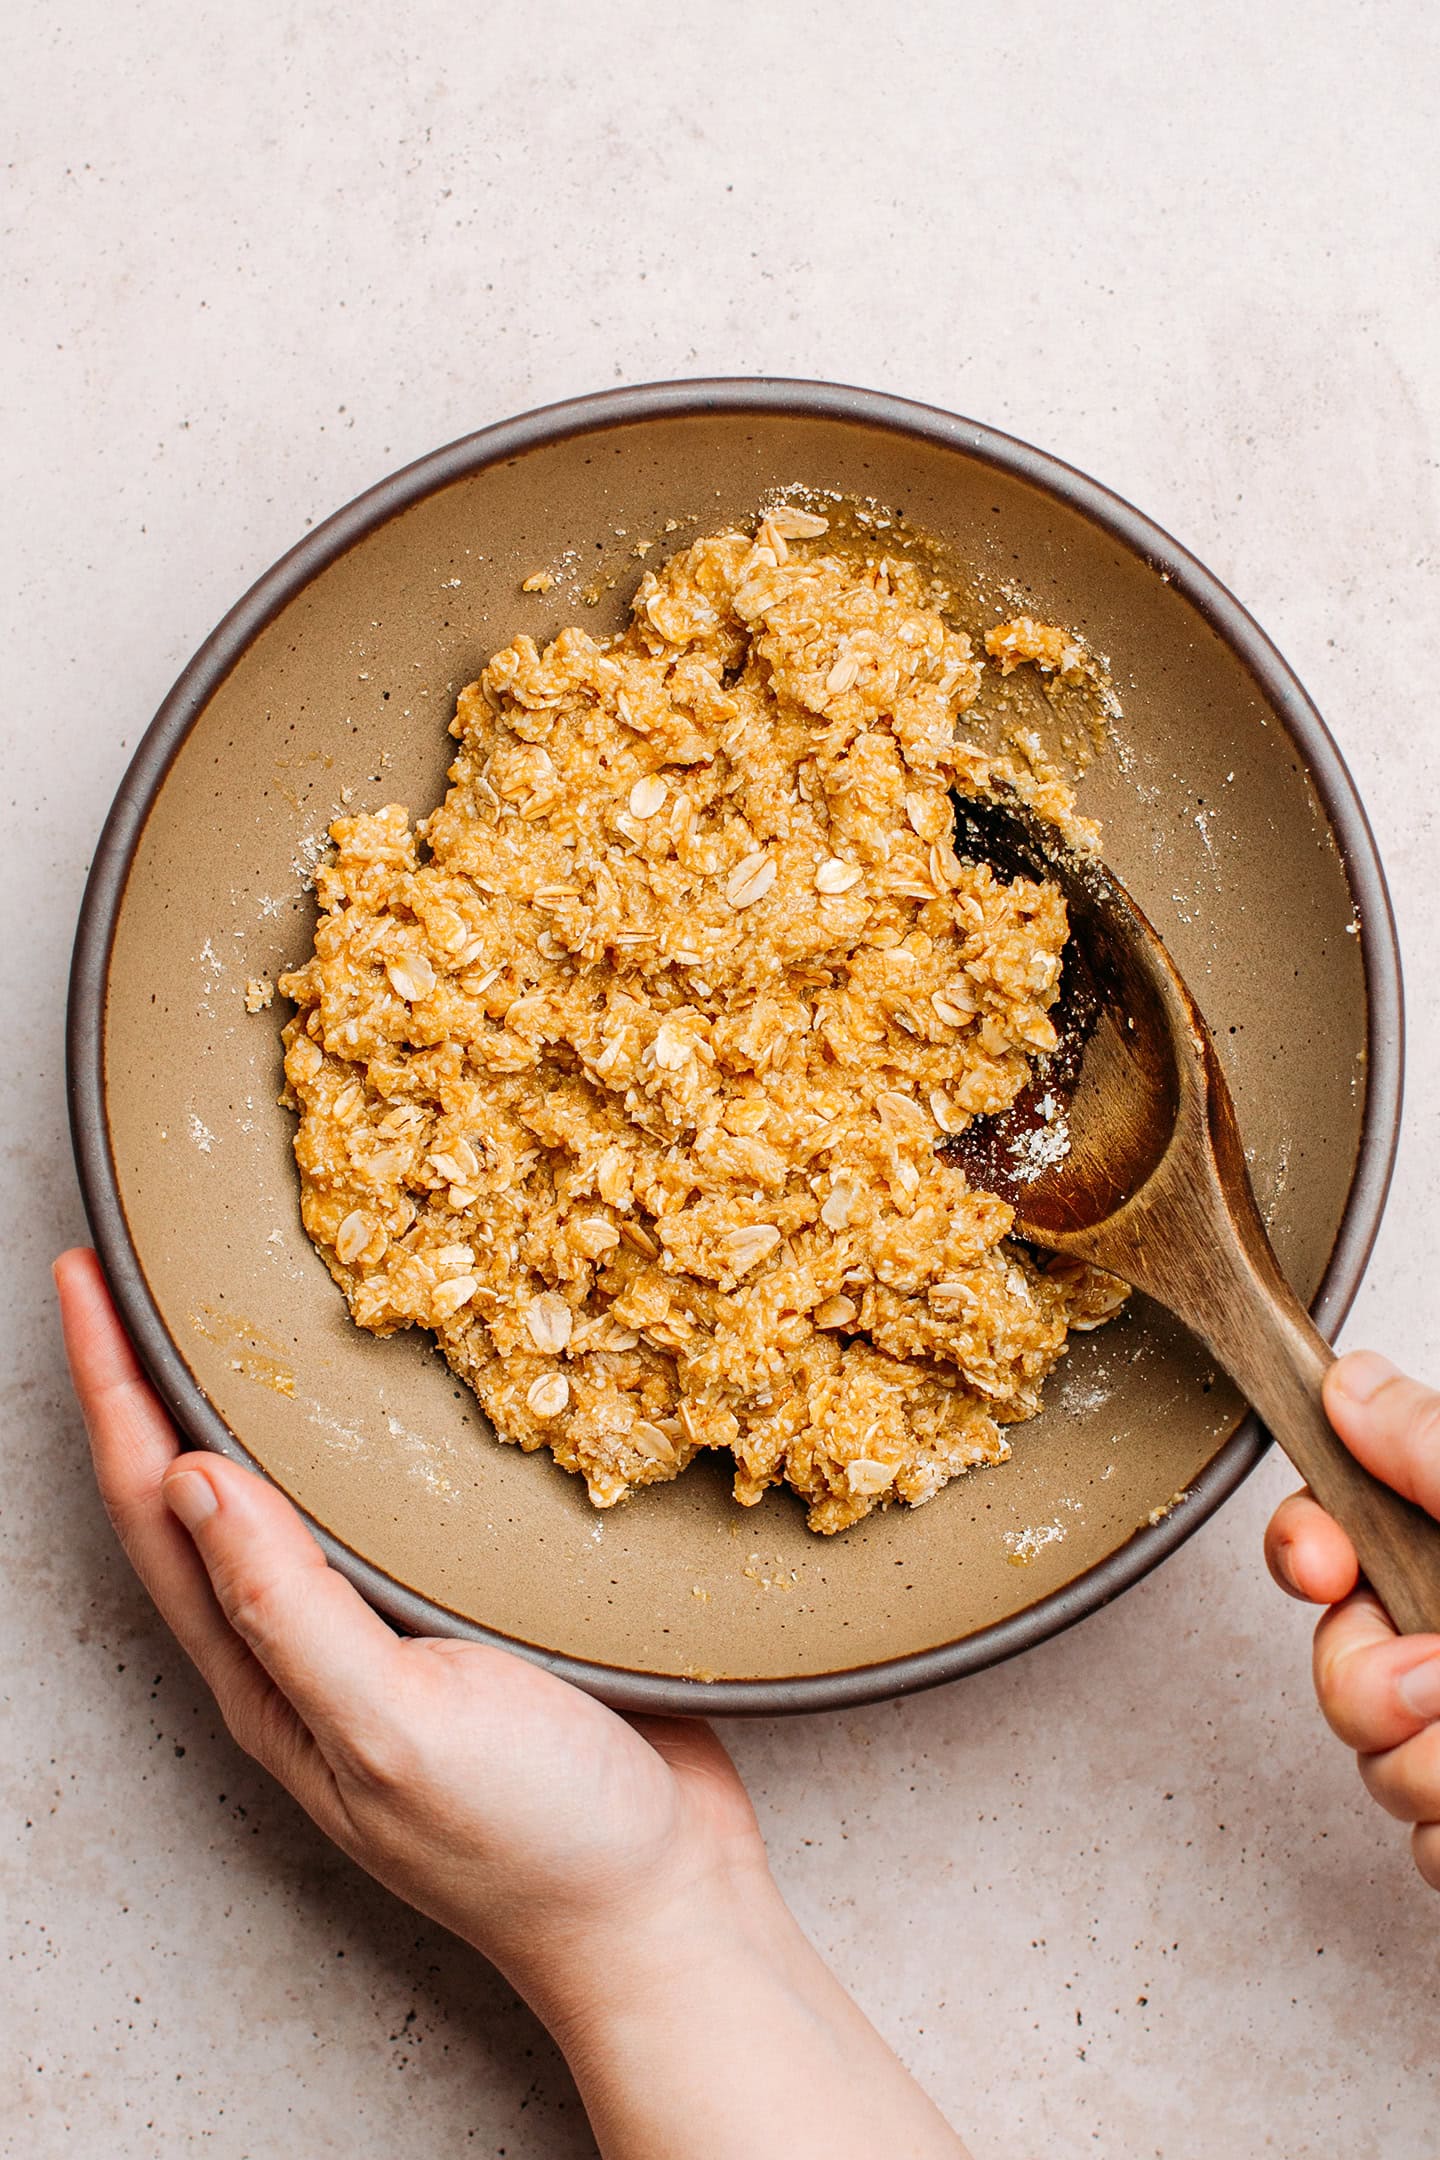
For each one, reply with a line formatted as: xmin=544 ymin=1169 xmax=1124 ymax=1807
xmin=518 ymin=1850 xmax=970 ymax=2159
xmin=517 ymin=1842 xmax=794 ymax=2060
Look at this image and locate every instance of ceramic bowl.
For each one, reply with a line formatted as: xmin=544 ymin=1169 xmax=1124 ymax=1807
xmin=68 ymin=380 xmax=1402 ymax=1713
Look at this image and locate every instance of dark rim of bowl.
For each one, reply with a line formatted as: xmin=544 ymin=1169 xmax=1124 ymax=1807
xmin=67 ymin=377 xmax=1405 ymax=1717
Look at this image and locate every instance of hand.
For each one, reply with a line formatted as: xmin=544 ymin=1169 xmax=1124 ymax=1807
xmin=56 ymin=1249 xmax=969 ymax=2159
xmin=1265 ymin=1351 xmax=1440 ymax=1892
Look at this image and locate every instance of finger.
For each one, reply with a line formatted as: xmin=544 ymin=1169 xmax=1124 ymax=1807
xmin=1358 ymin=1722 xmax=1440 ymax=1822
xmin=1323 ymin=1354 xmax=1440 ymax=1516
xmin=56 ymin=1249 xmax=247 ymax=1675
xmin=57 ymin=1246 xmax=181 ymax=1512
xmin=1313 ymin=1590 xmax=1440 ymax=1753
xmin=160 ymin=1453 xmax=403 ymax=1775
xmin=56 ymin=1251 xmax=336 ymax=1813
xmin=1411 ymin=1823 xmax=1440 ymax=1893
xmin=1265 ymin=1487 xmax=1359 ymax=1605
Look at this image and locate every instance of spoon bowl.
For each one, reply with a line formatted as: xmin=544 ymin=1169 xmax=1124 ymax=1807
xmin=944 ymin=794 xmax=1180 ymax=1237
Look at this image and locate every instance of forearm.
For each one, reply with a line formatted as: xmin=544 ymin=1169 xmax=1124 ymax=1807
xmin=534 ymin=1870 xmax=971 ymax=2160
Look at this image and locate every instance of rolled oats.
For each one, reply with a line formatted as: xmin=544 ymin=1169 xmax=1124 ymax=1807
xmin=814 ymin=857 xmax=863 ymax=894
xmin=526 ymin=1292 xmax=573 ymax=1354
xmin=334 ymin=1209 xmax=375 ymax=1265
xmin=527 ymin=1372 xmax=571 ymax=1417
xmin=765 ymin=507 xmax=831 ymax=540
xmin=628 ymin=774 xmax=667 ymax=818
xmin=279 ymin=518 xmax=1122 ymax=1533
xmin=722 ymin=1224 xmax=783 ymax=1277
xmin=386 ymin=953 xmax=436 ymax=1004
xmin=725 ymin=851 xmax=777 ymax=909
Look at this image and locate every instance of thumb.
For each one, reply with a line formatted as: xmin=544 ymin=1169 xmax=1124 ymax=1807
xmin=1323 ymin=1355 xmax=1440 ymax=1520
xmin=162 ymin=1454 xmax=401 ymax=1760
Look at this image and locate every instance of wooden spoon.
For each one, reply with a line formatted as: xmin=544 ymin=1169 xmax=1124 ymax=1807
xmin=943 ymin=793 xmax=1440 ymax=1634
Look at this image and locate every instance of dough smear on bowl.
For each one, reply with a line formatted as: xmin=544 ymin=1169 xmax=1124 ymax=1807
xmin=278 ymin=512 xmax=1125 ymax=1532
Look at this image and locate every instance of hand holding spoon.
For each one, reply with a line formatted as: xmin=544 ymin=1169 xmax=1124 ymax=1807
xmin=944 ymin=794 xmax=1440 ymax=1634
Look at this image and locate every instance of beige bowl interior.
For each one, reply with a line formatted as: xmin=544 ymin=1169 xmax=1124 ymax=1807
xmin=94 ymin=399 xmax=1377 ymax=1700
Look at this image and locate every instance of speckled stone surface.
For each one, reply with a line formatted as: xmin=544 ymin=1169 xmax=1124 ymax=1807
xmin=5 ymin=4 xmax=1438 ymax=2155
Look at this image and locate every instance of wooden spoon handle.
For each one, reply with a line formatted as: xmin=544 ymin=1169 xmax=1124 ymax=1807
xmin=1219 ymin=1296 xmax=1440 ymax=1637
xmin=1167 ymin=1231 xmax=1440 ymax=1638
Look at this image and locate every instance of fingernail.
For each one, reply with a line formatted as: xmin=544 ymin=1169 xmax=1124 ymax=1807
xmin=1272 ymin=1543 xmax=1302 ymax=1598
xmin=1396 ymin=1659 xmax=1440 ymax=1723
xmin=165 ymin=1470 xmax=218 ymax=1532
xmin=1330 ymin=1351 xmax=1399 ymax=1406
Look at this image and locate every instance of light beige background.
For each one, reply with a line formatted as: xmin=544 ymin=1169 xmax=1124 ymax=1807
xmin=5 ymin=4 xmax=1438 ymax=2155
